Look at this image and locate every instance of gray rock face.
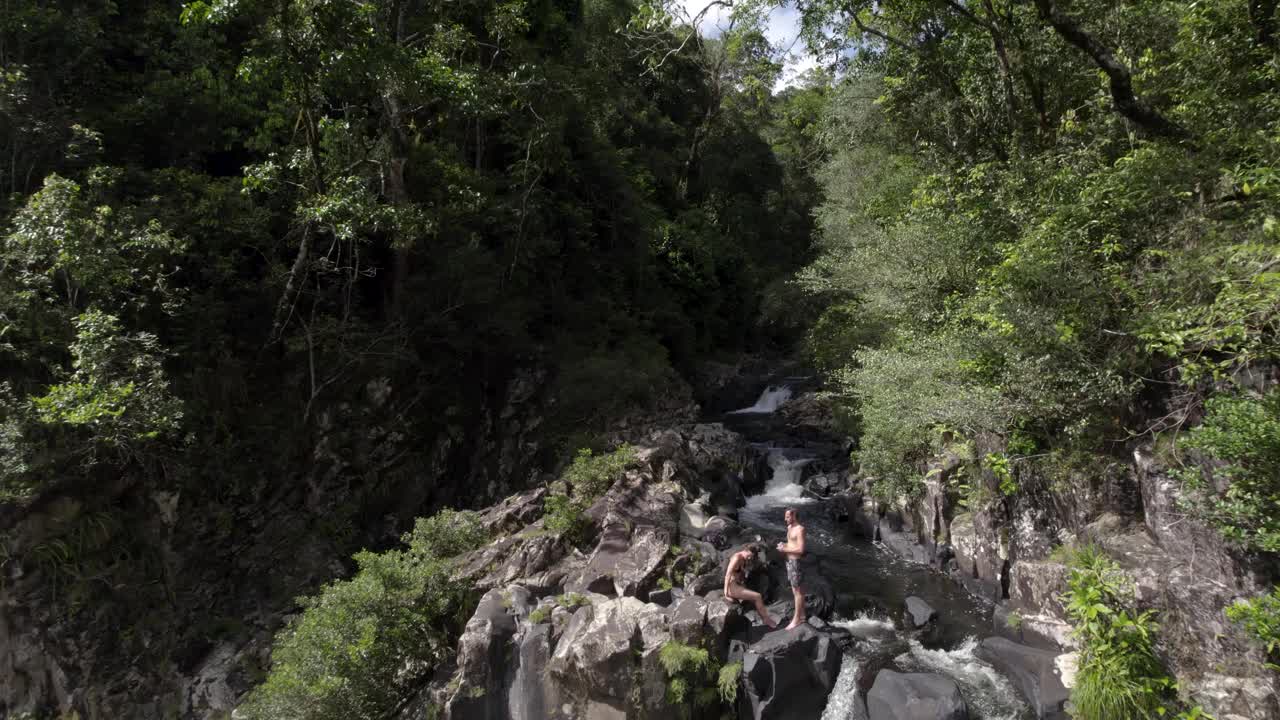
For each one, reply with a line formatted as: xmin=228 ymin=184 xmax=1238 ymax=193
xmin=947 ymin=511 xmax=1005 ymax=603
xmin=974 ymin=637 xmax=1069 ymax=720
xmin=441 ymin=586 xmax=531 ymax=720
xmin=904 ymin=596 xmax=937 ymax=629
xmin=679 ymin=502 xmax=711 ymax=538
xmin=478 ymin=488 xmax=548 ymax=537
xmin=866 ymin=670 xmax=969 ymax=720
xmin=564 ymin=468 xmax=681 ymax=598
xmin=739 ymin=624 xmax=842 ymax=720
xmin=548 ymin=597 xmax=674 ymax=715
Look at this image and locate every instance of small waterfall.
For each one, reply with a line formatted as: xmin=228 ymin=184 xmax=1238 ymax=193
xmin=728 ymin=385 xmax=793 ymax=414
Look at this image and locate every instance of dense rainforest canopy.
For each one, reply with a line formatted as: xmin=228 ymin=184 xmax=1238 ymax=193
xmin=3 ymin=0 xmax=1280 ymax=716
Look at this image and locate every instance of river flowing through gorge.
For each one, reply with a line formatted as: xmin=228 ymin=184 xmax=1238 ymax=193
xmin=720 ymin=381 xmax=1034 ymax=720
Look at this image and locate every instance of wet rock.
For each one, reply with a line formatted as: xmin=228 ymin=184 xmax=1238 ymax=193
xmin=702 ymin=515 xmax=738 ymax=549
xmin=992 ymin=602 xmax=1073 ymax=652
xmin=739 ymin=624 xmax=843 ymax=720
xmin=947 ymin=512 xmax=1004 ymax=602
xmin=441 ymin=586 xmax=532 ymax=720
xmin=509 ymin=624 xmax=569 ymax=720
xmin=866 ymin=670 xmax=969 ymax=720
xmin=904 ymin=597 xmax=937 ymax=629
xmin=762 ymin=556 xmax=836 ymax=621
xmin=777 ymin=391 xmax=842 ymax=437
xmin=974 ymin=637 xmax=1069 ymax=720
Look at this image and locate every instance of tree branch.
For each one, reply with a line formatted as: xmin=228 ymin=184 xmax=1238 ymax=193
xmin=1032 ymin=0 xmax=1185 ymax=138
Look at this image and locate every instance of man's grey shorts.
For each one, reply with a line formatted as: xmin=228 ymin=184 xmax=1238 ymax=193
xmin=786 ymin=557 xmax=806 ymax=591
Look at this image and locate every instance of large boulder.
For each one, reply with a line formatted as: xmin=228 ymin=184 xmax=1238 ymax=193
xmin=739 ymin=624 xmax=843 ymax=720
xmin=478 ymin=488 xmax=547 ymax=537
xmin=904 ymin=597 xmax=937 ymax=629
xmin=866 ymin=670 xmax=968 ymax=720
xmin=440 ymin=586 xmax=533 ymax=720
xmin=974 ymin=637 xmax=1069 ymax=720
xmin=680 ymin=503 xmax=711 ymax=538
xmin=547 ymin=597 xmax=675 ymax=716
xmin=565 ymin=471 xmax=681 ymax=597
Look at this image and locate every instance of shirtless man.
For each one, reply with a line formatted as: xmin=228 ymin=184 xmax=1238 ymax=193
xmin=723 ymin=543 xmax=777 ymax=629
xmin=776 ymin=507 xmax=807 ymax=630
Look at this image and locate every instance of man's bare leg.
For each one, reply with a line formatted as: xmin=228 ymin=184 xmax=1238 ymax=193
xmin=785 ymin=587 xmax=805 ymax=630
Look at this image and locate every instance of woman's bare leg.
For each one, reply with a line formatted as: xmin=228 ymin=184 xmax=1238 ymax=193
xmin=731 ymin=586 xmax=776 ymax=628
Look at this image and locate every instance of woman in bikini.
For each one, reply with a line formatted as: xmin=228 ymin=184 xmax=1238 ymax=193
xmin=723 ymin=543 xmax=777 ymax=628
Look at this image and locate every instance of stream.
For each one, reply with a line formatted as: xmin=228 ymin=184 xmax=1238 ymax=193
xmin=720 ymin=381 xmax=1034 ymax=720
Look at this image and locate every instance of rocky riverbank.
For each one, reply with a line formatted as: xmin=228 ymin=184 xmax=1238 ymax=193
xmin=822 ymin=403 xmax=1280 ymax=720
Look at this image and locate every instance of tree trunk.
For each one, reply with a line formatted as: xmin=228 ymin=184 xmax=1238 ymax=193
xmin=1251 ymin=0 xmax=1278 ymax=49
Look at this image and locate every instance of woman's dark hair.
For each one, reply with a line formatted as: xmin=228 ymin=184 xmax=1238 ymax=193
xmin=745 ymin=542 xmax=766 ymax=555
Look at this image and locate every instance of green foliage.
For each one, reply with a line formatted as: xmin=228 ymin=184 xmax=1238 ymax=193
xmin=561 ymin=445 xmax=636 ymax=499
xmin=1226 ymin=586 xmax=1280 ymax=670
xmin=555 ymin=592 xmax=591 ymax=609
xmin=31 ymin=310 xmax=182 ymax=447
xmin=543 ymin=445 xmax=636 ymax=545
xmin=239 ymin=508 xmax=488 ymax=720
xmin=985 ymin=453 xmax=1018 ymax=497
xmin=1175 ymin=389 xmax=1280 ymax=552
xmin=717 ymin=661 xmax=742 ymax=706
xmin=1063 ymin=547 xmax=1175 ymax=720
xmin=841 ymin=331 xmax=1007 ymax=500
xmin=792 ymin=0 xmax=1280 ymax=510
xmin=658 ymin=640 xmax=720 ymax=713
xmin=527 ymin=606 xmax=551 ymax=624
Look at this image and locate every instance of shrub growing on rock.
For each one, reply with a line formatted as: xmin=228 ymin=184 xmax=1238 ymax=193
xmin=1176 ymin=388 xmax=1280 ymax=552
xmin=1226 ymin=586 xmax=1280 ymax=671
xmin=239 ymin=509 xmax=487 ymax=720
xmin=543 ymin=444 xmax=637 ymax=544
xmin=658 ymin=640 xmax=721 ymax=715
xmin=1063 ymin=546 xmax=1175 ymax=720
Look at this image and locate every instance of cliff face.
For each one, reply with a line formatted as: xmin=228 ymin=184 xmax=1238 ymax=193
xmin=0 ymin=364 xmax=699 ymax=720
xmin=839 ymin=427 xmax=1280 ymax=720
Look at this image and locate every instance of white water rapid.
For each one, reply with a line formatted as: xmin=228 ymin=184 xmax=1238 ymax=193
xmin=896 ymin=638 xmax=1031 ymax=720
xmin=820 ymin=614 xmax=897 ymax=720
xmin=728 ymin=385 xmax=793 ymax=414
